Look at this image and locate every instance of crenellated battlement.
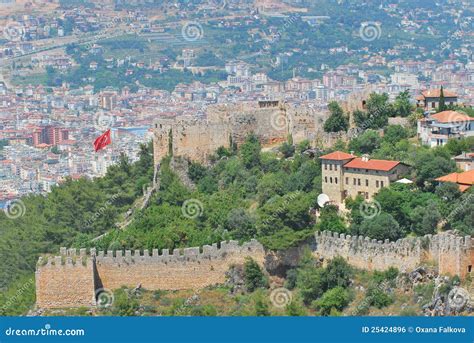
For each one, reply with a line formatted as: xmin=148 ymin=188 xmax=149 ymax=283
xmin=36 ymin=232 xmax=473 ymax=309
xmin=314 ymin=230 xmax=472 ymax=252
xmin=313 ymin=230 xmax=473 ymax=276
xmin=315 ymin=230 xmax=423 ymax=254
xmin=39 ymin=240 xmax=264 ymax=268
xmin=36 ymin=240 xmax=266 ymax=309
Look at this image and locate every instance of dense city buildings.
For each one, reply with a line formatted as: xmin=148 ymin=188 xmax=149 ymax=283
xmin=0 ymin=0 xmax=473 ymax=204
xmin=1 ymin=0 xmax=473 ymax=325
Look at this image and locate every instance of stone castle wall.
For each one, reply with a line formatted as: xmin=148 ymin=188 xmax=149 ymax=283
xmin=153 ymin=101 xmax=328 ymax=164
xmin=36 ymin=240 xmax=265 ymax=309
xmin=94 ymin=240 xmax=265 ymax=291
xmin=313 ymin=231 xmax=473 ymax=277
xmin=36 ymin=232 xmax=473 ymax=309
xmin=432 ymin=233 xmax=473 ymax=277
xmin=35 ymin=253 xmax=95 ymax=309
xmin=153 ymin=116 xmax=231 ymax=164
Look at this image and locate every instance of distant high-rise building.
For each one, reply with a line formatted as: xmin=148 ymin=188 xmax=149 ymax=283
xmin=31 ymin=126 xmax=69 ymax=147
xmin=99 ymin=91 xmax=118 ymax=111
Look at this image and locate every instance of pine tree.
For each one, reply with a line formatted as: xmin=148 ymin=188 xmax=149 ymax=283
xmin=438 ymin=86 xmax=447 ymax=112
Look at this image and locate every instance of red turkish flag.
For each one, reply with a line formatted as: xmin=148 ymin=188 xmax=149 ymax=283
xmin=93 ymin=129 xmax=111 ymax=152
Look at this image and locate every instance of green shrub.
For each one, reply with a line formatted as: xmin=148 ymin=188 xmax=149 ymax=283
xmin=112 ymin=288 xmax=140 ymax=316
xmin=285 ymin=297 xmax=307 ymax=316
xmin=297 ymin=267 xmax=327 ymax=305
xmin=414 ymin=282 xmax=435 ymax=306
xmin=366 ymin=285 xmax=393 ymax=309
xmin=353 ymin=301 xmax=370 ymax=315
xmin=153 ymin=290 xmax=165 ymax=301
xmin=313 ymin=287 xmax=350 ymax=316
xmin=254 ymin=294 xmax=270 ymax=316
xmin=190 ymin=305 xmax=218 ymax=316
xmin=243 ymin=258 xmax=268 ymax=292
xmin=372 ymin=267 xmax=399 ymax=285
xmin=284 ymin=268 xmax=298 ymax=290
xmin=325 ymin=256 xmax=353 ymax=289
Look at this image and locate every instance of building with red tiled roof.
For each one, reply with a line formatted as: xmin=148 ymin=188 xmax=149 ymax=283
xmin=320 ymin=152 xmax=410 ymax=204
xmin=429 ymin=111 xmax=474 ymax=124
xmin=319 ymin=151 xmax=355 ymax=161
xmin=435 ymin=170 xmax=474 ymax=192
xmin=343 ymin=157 xmax=400 ymax=172
xmin=417 ymin=110 xmax=474 ymax=147
xmin=416 ymin=88 xmax=458 ymax=110
xmin=421 ymin=89 xmax=457 ymax=98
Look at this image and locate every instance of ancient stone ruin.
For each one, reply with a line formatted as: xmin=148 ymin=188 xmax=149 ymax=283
xmin=152 ymin=101 xmax=327 ymax=164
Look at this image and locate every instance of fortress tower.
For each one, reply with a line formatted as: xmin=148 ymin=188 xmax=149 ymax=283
xmin=152 ymin=101 xmax=326 ymax=164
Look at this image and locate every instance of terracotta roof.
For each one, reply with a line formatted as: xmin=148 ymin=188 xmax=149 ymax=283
xmin=430 ymin=111 xmax=474 ymax=123
xmin=421 ymin=89 xmax=457 ymax=98
xmin=459 ymin=184 xmax=471 ymax=192
xmin=343 ymin=157 xmax=400 ymax=172
xmin=319 ymin=151 xmax=355 ymax=161
xmin=435 ymin=170 xmax=474 ymax=187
